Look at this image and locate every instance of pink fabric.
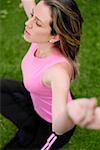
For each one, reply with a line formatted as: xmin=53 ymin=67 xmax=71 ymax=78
xmin=21 ymin=43 xmax=72 ymax=123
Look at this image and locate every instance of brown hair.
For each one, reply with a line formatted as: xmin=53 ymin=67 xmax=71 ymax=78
xmin=43 ymin=0 xmax=83 ymax=79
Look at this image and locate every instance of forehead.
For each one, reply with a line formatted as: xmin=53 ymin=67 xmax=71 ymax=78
xmin=34 ymin=1 xmax=52 ymax=26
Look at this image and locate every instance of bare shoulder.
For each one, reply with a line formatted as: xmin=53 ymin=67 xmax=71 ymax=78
xmin=50 ymin=62 xmax=73 ymax=80
xmin=42 ymin=62 xmax=73 ymax=88
xmin=51 ymin=62 xmax=72 ymax=73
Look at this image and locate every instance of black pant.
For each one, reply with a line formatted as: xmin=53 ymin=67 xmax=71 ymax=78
xmin=0 ymin=79 xmax=76 ymax=149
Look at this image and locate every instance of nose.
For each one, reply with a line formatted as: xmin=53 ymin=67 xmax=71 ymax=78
xmin=25 ymin=17 xmax=35 ymax=29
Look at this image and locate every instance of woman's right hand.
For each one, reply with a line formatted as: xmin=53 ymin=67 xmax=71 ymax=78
xmin=21 ymin=0 xmax=36 ymax=18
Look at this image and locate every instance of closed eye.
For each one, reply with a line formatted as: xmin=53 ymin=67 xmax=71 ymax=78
xmin=36 ymin=22 xmax=42 ymax=27
xmin=30 ymin=9 xmax=42 ymax=27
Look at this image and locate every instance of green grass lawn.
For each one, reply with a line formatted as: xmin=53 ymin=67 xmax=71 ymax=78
xmin=0 ymin=0 xmax=100 ymax=149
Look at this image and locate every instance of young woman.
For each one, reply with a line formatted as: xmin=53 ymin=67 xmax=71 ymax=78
xmin=0 ymin=0 xmax=100 ymax=149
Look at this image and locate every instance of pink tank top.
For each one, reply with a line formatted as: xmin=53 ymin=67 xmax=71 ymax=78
xmin=21 ymin=43 xmax=72 ymax=123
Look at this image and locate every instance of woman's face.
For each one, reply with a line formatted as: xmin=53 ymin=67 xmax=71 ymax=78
xmin=23 ymin=1 xmax=52 ymax=43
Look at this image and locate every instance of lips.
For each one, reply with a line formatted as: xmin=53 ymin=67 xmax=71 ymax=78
xmin=24 ymin=29 xmax=31 ymax=36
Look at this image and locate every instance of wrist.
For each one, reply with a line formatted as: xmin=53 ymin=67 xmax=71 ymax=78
xmin=66 ymin=101 xmax=75 ymax=123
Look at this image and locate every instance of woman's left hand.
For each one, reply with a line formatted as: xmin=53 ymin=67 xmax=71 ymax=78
xmin=86 ymin=107 xmax=100 ymax=129
xmin=67 ymin=98 xmax=100 ymax=129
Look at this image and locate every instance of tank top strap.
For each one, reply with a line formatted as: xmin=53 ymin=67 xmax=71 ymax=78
xmin=42 ymin=53 xmax=70 ymax=71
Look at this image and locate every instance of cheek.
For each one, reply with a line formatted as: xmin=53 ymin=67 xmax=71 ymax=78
xmin=31 ymin=27 xmax=51 ymax=42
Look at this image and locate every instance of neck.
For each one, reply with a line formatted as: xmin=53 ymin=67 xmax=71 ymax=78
xmin=36 ymin=42 xmax=56 ymax=57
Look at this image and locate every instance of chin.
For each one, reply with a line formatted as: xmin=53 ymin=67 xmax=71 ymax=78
xmin=23 ymin=35 xmax=32 ymax=43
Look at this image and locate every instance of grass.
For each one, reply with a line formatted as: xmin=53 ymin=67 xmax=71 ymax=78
xmin=0 ymin=0 xmax=100 ymax=149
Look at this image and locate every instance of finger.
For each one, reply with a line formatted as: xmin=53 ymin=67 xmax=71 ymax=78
xmin=81 ymin=115 xmax=95 ymax=128
xmin=79 ymin=107 xmax=95 ymax=128
xmin=69 ymin=100 xmax=90 ymax=124
xmin=77 ymin=101 xmax=96 ymax=127
xmin=80 ymin=113 xmax=95 ymax=128
xmin=86 ymin=108 xmax=100 ymax=129
xmin=89 ymin=98 xmax=97 ymax=108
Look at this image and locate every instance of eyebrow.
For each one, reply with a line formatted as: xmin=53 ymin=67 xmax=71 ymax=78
xmin=32 ymin=8 xmax=45 ymax=25
xmin=35 ymin=16 xmax=44 ymax=25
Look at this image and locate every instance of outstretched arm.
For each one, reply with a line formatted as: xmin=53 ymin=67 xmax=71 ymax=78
xmin=21 ymin=0 xmax=36 ymax=18
xmin=67 ymin=98 xmax=100 ymax=129
xmin=51 ymin=65 xmax=100 ymax=136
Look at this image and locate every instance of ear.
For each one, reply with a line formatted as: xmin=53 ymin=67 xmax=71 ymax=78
xmin=49 ymin=35 xmax=60 ymax=43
